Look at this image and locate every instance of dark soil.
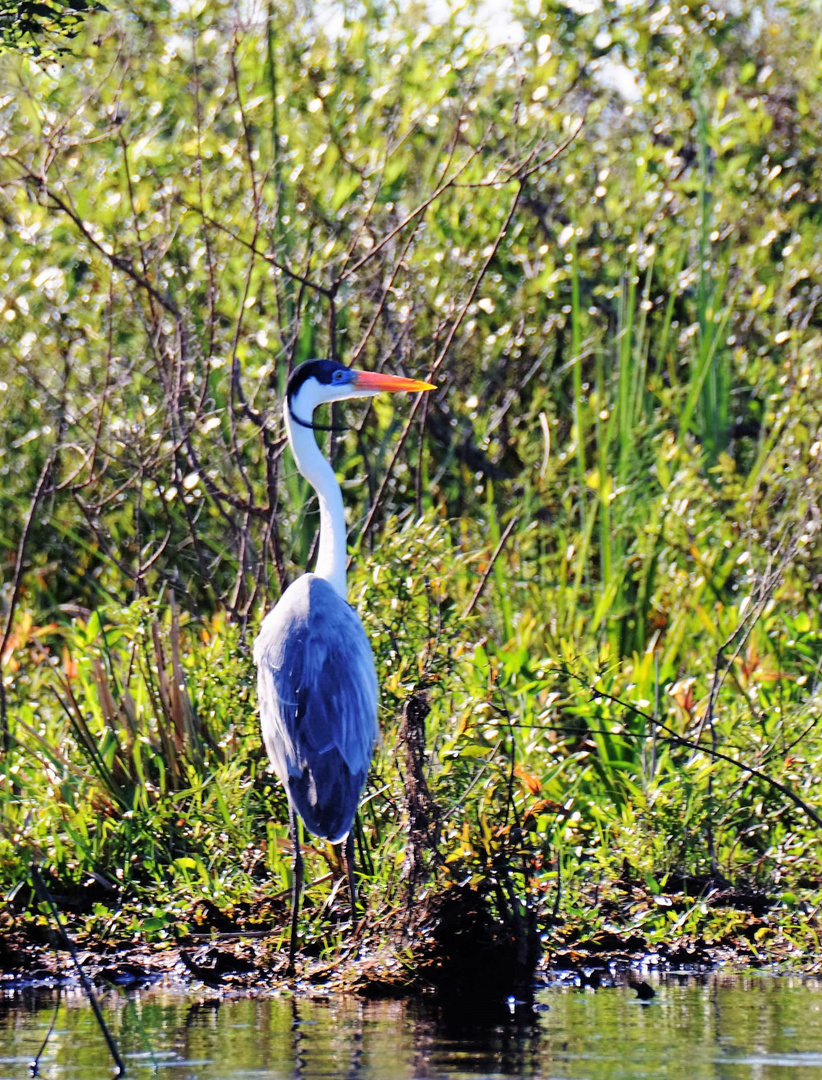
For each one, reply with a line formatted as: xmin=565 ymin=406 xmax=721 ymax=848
xmin=0 ymin=875 xmax=780 ymax=999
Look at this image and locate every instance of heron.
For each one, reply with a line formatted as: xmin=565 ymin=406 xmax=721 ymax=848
xmin=253 ymin=358 xmax=435 ymax=972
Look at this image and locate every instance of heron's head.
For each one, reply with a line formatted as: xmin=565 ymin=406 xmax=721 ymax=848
xmin=286 ymin=359 xmax=434 ymax=423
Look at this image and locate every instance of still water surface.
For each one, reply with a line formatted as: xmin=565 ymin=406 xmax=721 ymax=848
xmin=3 ymin=974 xmax=822 ymax=1079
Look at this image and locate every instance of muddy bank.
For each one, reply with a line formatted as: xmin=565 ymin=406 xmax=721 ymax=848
xmin=0 ymin=923 xmax=783 ymax=1000
xmin=3 ymin=867 xmax=804 ymax=1000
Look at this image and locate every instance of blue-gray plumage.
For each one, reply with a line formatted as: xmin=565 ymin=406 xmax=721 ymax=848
xmin=254 ymin=357 xmax=434 ymax=974
xmin=254 ymin=574 xmax=378 ymax=844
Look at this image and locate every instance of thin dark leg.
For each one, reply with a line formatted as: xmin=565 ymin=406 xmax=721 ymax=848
xmin=288 ymin=805 xmax=303 ymax=975
xmin=344 ymin=830 xmax=357 ymax=925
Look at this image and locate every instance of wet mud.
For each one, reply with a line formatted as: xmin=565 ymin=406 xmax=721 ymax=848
xmin=1 ymin=877 xmax=778 ymax=1002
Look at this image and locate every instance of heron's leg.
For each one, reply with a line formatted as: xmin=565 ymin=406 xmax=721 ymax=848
xmin=344 ymin=831 xmax=357 ymax=924
xmin=288 ymin=804 xmax=303 ymax=975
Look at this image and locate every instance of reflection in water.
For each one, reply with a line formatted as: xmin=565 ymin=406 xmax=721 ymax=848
xmin=408 ymin=993 xmax=541 ymax=1079
xmin=3 ymin=974 xmax=822 ymax=1079
xmin=185 ymin=998 xmax=222 ymax=1028
xmin=291 ymin=996 xmax=363 ymax=1080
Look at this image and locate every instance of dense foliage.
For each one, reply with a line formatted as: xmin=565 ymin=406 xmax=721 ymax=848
xmin=0 ymin=0 xmax=100 ymax=60
xmin=1 ymin=0 xmax=821 ymax=966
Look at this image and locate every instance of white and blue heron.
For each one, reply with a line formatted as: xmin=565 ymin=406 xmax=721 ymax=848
xmin=253 ymin=359 xmax=434 ymax=971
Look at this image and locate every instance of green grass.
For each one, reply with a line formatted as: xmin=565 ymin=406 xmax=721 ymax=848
xmin=2 ymin=0 xmax=822 ymax=968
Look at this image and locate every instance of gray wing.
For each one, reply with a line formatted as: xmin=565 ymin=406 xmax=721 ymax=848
xmin=253 ymin=574 xmax=378 ymax=842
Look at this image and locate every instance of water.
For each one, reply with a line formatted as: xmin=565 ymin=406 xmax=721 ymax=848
xmin=3 ymin=974 xmax=822 ymax=1079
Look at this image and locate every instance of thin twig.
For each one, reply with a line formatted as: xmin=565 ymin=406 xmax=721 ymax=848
xmin=29 ymin=992 xmax=61 ymax=1077
xmin=463 ymin=517 xmax=519 ymax=619
xmin=0 ymin=451 xmax=56 ymax=753
xmin=176 ymin=198 xmax=331 ymax=296
xmin=358 ymin=181 xmax=524 ymax=544
xmin=30 ymin=865 xmax=125 ymax=1076
xmin=562 ymin=671 xmax=822 ymax=833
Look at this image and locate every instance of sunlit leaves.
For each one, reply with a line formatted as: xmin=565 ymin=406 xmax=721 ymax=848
xmin=1 ymin=0 xmax=822 ymax=963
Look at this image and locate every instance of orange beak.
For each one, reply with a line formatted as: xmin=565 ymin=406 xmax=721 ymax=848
xmin=352 ymin=370 xmax=435 ymax=394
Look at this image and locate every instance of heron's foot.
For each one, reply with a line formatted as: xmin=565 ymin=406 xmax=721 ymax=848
xmin=287 ymin=934 xmax=299 ymax=978
xmin=285 ymin=938 xmax=299 ymax=977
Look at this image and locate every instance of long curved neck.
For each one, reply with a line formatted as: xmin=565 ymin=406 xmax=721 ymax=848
xmin=284 ymin=398 xmax=347 ymax=599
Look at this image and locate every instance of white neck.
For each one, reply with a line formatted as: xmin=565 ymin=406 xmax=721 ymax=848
xmin=284 ymin=388 xmax=348 ymax=599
